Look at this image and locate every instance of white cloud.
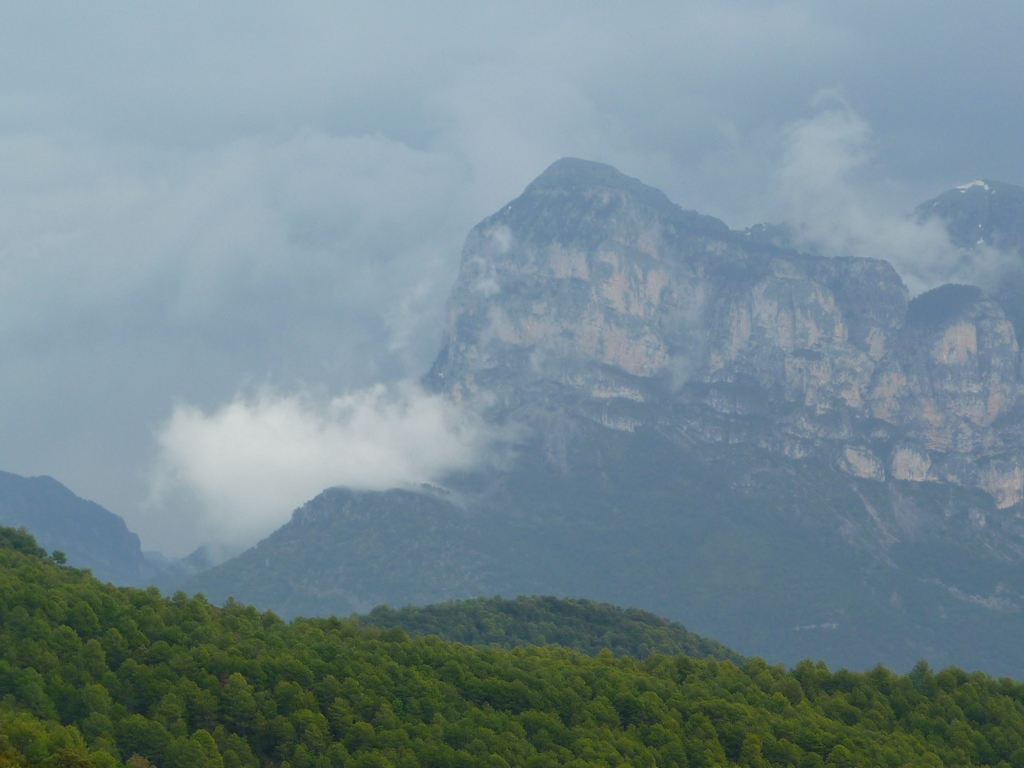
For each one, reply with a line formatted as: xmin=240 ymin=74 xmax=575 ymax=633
xmin=772 ymin=97 xmax=1013 ymax=294
xmin=151 ymin=384 xmax=500 ymax=549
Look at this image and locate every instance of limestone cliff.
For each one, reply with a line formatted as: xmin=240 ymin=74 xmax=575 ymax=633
xmin=427 ymin=159 xmax=1024 ymax=508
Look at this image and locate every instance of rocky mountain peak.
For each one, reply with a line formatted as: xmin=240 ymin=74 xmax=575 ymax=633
xmin=427 ymin=162 xmax=1024 ymax=508
xmin=917 ymin=178 xmax=1024 ymax=251
xmin=524 ymin=157 xmax=650 ymax=193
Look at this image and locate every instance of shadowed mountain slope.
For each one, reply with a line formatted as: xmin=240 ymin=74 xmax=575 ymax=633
xmin=0 ymin=470 xmax=159 ymax=586
xmin=190 ymin=421 xmax=1024 ymax=675
xmin=917 ymin=179 xmax=1024 ymax=252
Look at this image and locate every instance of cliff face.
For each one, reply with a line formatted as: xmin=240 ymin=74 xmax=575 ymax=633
xmin=427 ymin=159 xmax=1024 ymax=508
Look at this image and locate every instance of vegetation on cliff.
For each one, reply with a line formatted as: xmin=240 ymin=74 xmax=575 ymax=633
xmin=4 ymin=527 xmax=1024 ymax=767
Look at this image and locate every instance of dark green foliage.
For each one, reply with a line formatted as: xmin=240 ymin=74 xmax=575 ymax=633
xmin=360 ymin=596 xmax=744 ymax=663
xmin=0 ymin=526 xmax=47 ymax=558
xmin=6 ymin=527 xmax=1024 ymax=766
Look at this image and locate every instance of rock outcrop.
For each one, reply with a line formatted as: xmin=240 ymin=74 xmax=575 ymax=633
xmin=427 ymin=159 xmax=1024 ymax=507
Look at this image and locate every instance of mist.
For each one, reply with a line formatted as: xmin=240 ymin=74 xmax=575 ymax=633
xmin=770 ymin=99 xmax=1015 ymax=295
xmin=150 ymin=384 xmax=500 ymax=550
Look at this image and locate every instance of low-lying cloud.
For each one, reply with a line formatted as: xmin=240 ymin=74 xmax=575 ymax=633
xmin=772 ymin=96 xmax=1013 ymax=295
xmin=150 ymin=384 xmax=499 ymax=549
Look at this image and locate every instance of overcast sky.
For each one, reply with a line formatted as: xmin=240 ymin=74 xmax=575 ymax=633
xmin=2 ymin=2 xmax=1023 ymax=554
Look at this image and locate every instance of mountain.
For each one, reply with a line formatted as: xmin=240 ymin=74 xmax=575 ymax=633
xmin=917 ymin=178 xmax=1024 ymax=351
xmin=0 ymin=469 xmax=161 ymax=586
xmin=917 ymin=179 xmax=1024 ymax=252
xmin=193 ymin=159 xmax=1024 ymax=675
xmin=428 ymin=158 xmax=1024 ymax=505
xmin=187 ymin=486 xmax=493 ymax=617
xmin=11 ymin=526 xmax=1024 ymax=768
xmin=0 ymin=469 xmax=215 ymax=590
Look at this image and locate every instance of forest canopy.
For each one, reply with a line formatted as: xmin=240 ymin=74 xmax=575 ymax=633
xmin=358 ymin=596 xmax=744 ymax=664
xmin=1 ymin=526 xmax=1024 ymax=767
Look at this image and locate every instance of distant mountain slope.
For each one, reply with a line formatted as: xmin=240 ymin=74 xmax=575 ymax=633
xmin=359 ymin=595 xmax=745 ymax=663
xmin=917 ymin=178 xmax=1024 ymax=252
xmin=0 ymin=469 xmax=158 ymax=586
xmin=190 ymin=423 xmax=1024 ymax=676
xmin=918 ymin=178 xmax=1024 ymax=346
xmin=187 ymin=486 xmax=492 ymax=618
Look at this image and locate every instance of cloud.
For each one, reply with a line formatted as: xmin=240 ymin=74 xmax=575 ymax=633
xmin=771 ymin=96 xmax=1013 ymax=294
xmin=0 ymin=129 xmax=477 ymax=551
xmin=0 ymin=131 xmax=468 ymax=367
xmin=150 ymin=384 xmax=500 ymax=548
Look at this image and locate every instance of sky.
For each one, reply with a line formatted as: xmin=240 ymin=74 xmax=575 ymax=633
xmin=2 ymin=1 xmax=1024 ymax=555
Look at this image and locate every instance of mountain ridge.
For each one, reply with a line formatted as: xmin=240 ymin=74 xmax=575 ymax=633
xmin=0 ymin=469 xmax=157 ymax=586
xmin=917 ymin=178 xmax=1024 ymax=252
xmin=189 ymin=422 xmax=1024 ymax=674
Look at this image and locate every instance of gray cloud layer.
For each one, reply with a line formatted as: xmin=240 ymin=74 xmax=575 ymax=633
xmin=2 ymin=2 xmax=1023 ymax=553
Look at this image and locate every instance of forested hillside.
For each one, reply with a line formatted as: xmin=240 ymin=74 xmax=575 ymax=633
xmin=359 ymin=597 xmax=744 ymax=664
xmin=5 ymin=526 xmax=1024 ymax=767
